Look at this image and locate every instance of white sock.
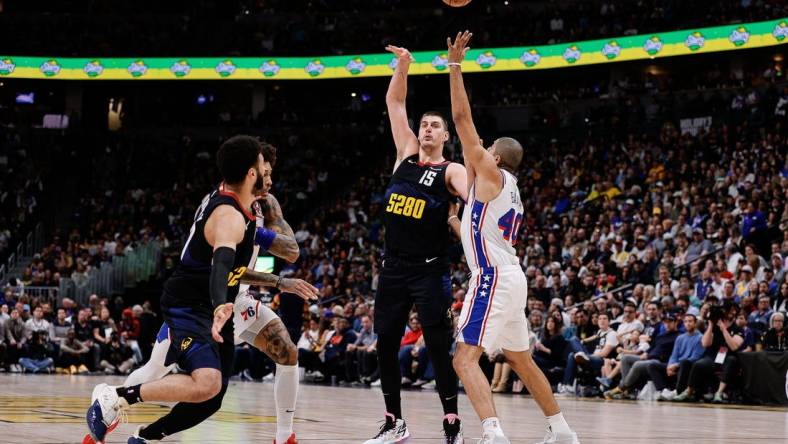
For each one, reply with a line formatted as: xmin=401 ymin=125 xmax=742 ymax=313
xmin=274 ymin=364 xmax=299 ymax=444
xmin=547 ymin=412 xmax=572 ymax=435
xmin=482 ymin=417 xmax=504 ymax=436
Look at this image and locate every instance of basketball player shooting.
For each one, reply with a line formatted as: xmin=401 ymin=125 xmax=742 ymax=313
xmin=447 ymin=31 xmax=580 ymax=444
xmin=363 ymin=44 xmax=467 ymax=444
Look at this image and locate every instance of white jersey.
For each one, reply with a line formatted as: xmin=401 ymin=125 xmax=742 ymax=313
xmin=461 ymin=170 xmax=523 ymax=271
xmin=234 ymin=198 xmax=280 ymax=344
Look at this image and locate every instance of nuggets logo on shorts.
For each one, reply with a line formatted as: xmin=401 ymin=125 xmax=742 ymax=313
xmin=246 ymin=307 xmax=256 ymax=318
xmin=181 ymin=337 xmax=193 ymax=351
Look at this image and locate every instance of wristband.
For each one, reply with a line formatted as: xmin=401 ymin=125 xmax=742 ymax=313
xmin=213 ymin=304 xmax=225 ymax=317
xmin=255 ymin=226 xmax=277 ymax=251
xmin=448 ymin=62 xmax=461 ymax=67
xmin=448 ymin=215 xmax=460 ymax=223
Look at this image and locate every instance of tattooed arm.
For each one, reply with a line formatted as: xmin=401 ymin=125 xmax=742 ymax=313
xmin=259 ymin=193 xmax=300 ymax=263
xmin=239 ymin=269 xmax=319 ymax=301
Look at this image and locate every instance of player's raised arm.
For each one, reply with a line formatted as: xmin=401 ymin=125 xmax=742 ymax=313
xmin=204 ymin=204 xmax=246 ymax=342
xmin=447 ymin=31 xmax=501 ymax=200
xmin=385 ymin=45 xmax=420 ymax=171
xmin=258 ymin=193 xmax=300 ymax=263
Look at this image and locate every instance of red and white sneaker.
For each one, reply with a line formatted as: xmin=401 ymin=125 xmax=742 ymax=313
xmin=273 ymin=433 xmax=298 ymax=444
xmin=82 ymin=420 xmax=120 ymax=444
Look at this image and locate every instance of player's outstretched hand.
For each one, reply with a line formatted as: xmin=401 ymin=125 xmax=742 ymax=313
xmin=447 ymin=30 xmax=473 ymax=64
xmin=385 ymin=45 xmax=414 ymax=63
xmin=211 ymin=302 xmax=233 ymax=342
xmin=280 ymin=278 xmax=320 ymax=301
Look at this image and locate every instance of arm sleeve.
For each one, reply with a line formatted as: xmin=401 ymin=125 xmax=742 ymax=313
xmin=210 ymin=246 xmax=236 ymax=309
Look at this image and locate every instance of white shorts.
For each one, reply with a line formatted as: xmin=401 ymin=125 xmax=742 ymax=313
xmin=456 ymin=265 xmax=530 ymax=352
xmin=234 ymin=290 xmax=280 ymax=344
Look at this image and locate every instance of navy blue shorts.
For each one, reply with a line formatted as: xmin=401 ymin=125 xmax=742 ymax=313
xmin=162 ymin=306 xmax=234 ymax=383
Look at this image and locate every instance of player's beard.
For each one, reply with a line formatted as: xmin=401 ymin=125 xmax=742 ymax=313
xmin=252 ymin=167 xmax=265 ymax=194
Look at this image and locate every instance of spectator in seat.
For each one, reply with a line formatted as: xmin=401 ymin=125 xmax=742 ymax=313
xmin=735 ymin=312 xmax=756 ymax=352
xmin=74 ymin=308 xmax=100 ymax=371
xmin=398 ymin=314 xmax=431 ymax=387
xmin=604 ymin=312 xmax=680 ymax=399
xmin=563 ymin=308 xmax=598 ymax=352
xmin=57 ymin=328 xmax=89 ymax=374
xmin=19 ymin=330 xmax=55 ymax=373
xmin=345 ymin=314 xmax=377 ymax=384
xmin=49 ymin=307 xmax=72 ymax=343
xmin=118 ymin=307 xmax=142 ymax=363
xmin=747 ymin=296 xmax=773 ymax=338
xmin=532 ymin=313 xmax=568 ymax=383
xmin=92 ymin=306 xmax=117 ymax=352
xmin=322 ymin=316 xmax=357 ymax=384
xmin=762 ymin=312 xmax=787 ymax=351
xmin=646 ymin=313 xmax=705 ymax=399
xmin=559 ymin=312 xmax=618 ymax=394
xmin=674 ymin=302 xmax=744 ymax=402
xmin=4 ymin=308 xmax=27 ymax=372
xmin=25 ymin=305 xmax=50 ymax=340
xmin=99 ymin=332 xmax=134 ymax=375
xmin=298 ymin=317 xmax=331 ymax=381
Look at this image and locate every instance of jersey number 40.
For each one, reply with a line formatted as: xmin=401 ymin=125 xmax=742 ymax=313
xmin=497 ymin=208 xmax=523 ymax=246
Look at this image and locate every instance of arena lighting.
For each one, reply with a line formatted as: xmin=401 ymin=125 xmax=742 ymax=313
xmin=0 ymin=19 xmax=786 ymax=80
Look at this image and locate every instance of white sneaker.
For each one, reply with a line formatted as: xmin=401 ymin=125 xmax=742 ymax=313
xmin=535 ymin=426 xmax=580 ymax=444
xmin=658 ymin=388 xmax=676 ymax=401
xmin=370 ymin=379 xmax=381 ymax=387
xmin=86 ymin=383 xmax=128 ymax=443
xmin=421 ymin=381 xmax=437 ymax=390
xmin=478 ymin=431 xmax=511 ymax=444
xmin=363 ymin=416 xmax=409 ymax=444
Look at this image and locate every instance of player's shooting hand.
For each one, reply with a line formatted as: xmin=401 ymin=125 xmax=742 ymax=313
xmin=211 ymin=303 xmax=233 ymax=343
xmin=447 ymin=30 xmax=473 ymax=64
xmin=280 ymin=278 xmax=320 ymax=301
xmin=385 ymin=45 xmax=414 ymax=63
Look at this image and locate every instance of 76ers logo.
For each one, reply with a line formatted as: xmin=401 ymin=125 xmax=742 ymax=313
xmin=241 ymin=302 xmax=259 ymax=321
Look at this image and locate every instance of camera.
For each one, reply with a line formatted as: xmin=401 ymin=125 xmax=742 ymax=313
xmin=707 ymin=305 xmax=725 ymax=323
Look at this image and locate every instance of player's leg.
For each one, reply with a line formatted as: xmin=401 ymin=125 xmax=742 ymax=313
xmin=130 ymin=335 xmax=235 ymax=443
xmin=82 ymin=323 xmax=177 ymax=444
xmin=411 ymin=270 xmax=463 ymax=442
xmin=363 ymin=264 xmax=411 ymax=444
xmin=454 ymin=267 xmax=509 ymax=443
xmin=235 ymin=294 xmax=299 ymax=444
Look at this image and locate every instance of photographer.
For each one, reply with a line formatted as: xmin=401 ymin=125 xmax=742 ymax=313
xmin=674 ymin=302 xmax=743 ymax=402
xmin=18 ymin=330 xmax=55 ymax=373
xmin=99 ymin=332 xmax=134 ymax=375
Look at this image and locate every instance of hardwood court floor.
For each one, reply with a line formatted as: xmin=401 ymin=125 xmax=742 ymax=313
xmin=0 ymin=373 xmax=786 ymax=443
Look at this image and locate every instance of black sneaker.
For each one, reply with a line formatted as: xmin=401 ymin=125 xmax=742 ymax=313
xmin=443 ymin=415 xmax=463 ymax=444
xmin=363 ymin=414 xmax=410 ymax=444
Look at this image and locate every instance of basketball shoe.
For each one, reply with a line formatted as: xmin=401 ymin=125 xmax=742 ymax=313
xmin=443 ymin=414 xmax=463 ymax=444
xmin=127 ymin=426 xmax=155 ymax=443
xmin=535 ymin=426 xmax=580 ymax=444
xmin=274 ymin=433 xmax=298 ymax=444
xmin=86 ymin=383 xmax=128 ymax=444
xmin=363 ymin=413 xmax=410 ymax=444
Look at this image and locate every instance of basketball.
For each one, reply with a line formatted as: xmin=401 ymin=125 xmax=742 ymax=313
xmin=443 ymin=0 xmax=472 ymax=7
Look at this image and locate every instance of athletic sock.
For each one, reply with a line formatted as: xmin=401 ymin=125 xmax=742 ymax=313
xmin=117 ymin=384 xmax=142 ymax=405
xmin=274 ymin=364 xmax=299 ymax=444
xmin=547 ymin=412 xmax=572 ymax=435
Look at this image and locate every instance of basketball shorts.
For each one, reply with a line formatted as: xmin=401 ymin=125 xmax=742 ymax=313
xmin=374 ymin=257 xmax=453 ymax=337
xmin=233 ymin=290 xmax=280 ymax=344
xmin=456 ymin=265 xmax=530 ymax=352
xmin=161 ymin=305 xmax=234 ymax=382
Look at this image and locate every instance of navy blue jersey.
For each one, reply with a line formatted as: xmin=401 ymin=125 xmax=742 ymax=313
xmin=383 ymin=154 xmax=454 ymax=259
xmin=162 ymin=184 xmax=257 ymax=316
